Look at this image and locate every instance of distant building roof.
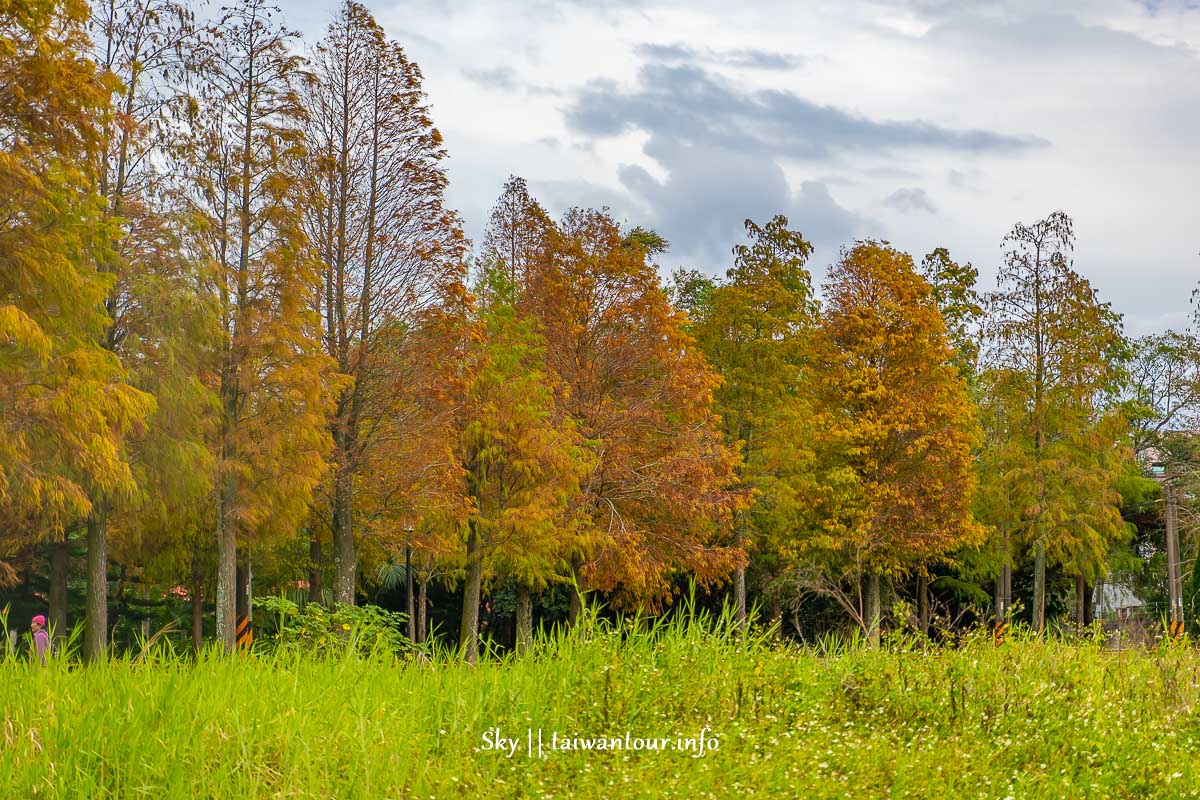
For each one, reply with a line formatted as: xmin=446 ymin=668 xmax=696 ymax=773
xmin=1093 ymin=582 xmax=1146 ymax=614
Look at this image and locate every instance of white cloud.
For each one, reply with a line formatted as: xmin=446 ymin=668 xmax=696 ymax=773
xmin=279 ymin=0 xmax=1200 ymax=333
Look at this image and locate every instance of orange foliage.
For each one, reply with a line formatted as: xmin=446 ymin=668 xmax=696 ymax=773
xmin=522 ymin=208 xmax=744 ymax=608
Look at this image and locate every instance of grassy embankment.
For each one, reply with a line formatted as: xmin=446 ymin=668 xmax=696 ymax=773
xmin=2 ymin=610 xmax=1199 ymax=799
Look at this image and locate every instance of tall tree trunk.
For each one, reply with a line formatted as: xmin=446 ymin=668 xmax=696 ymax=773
xmin=1033 ymin=540 xmax=1047 ymax=633
xmin=864 ymin=572 xmax=881 ymax=648
xmin=1003 ymin=563 xmax=1012 ymax=619
xmin=515 ymin=583 xmax=533 ymax=655
xmin=215 ymin=479 xmax=237 ymax=653
xmin=219 ymin=28 xmax=254 ymax=654
xmin=85 ymin=509 xmax=108 ymax=662
xmin=417 ymin=577 xmax=428 ymax=645
xmin=49 ymin=537 xmax=69 ymax=643
xmin=568 ymin=555 xmax=587 ymax=626
xmin=1083 ymin=579 xmax=1094 ymax=625
xmin=331 ymin=466 xmax=356 ymax=605
xmin=733 ymin=519 xmax=748 ymax=631
xmin=308 ymin=526 xmax=323 ymax=604
xmin=1075 ymin=573 xmax=1086 ymax=631
xmin=995 ymin=563 xmax=1012 ymax=622
xmin=191 ymin=577 xmax=203 ymax=653
xmin=995 ymin=528 xmax=1011 ymax=623
xmin=994 ymin=573 xmax=1002 ymax=621
xmin=460 ymin=523 xmax=483 ymax=664
xmin=235 ymin=561 xmax=251 ymax=635
xmin=917 ymin=572 xmax=930 ymax=637
xmin=405 ymin=546 xmax=415 ymax=643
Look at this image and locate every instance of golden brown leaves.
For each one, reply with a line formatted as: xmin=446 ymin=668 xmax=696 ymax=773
xmin=794 ymin=241 xmax=984 ymax=576
xmin=521 ymin=207 xmax=743 ymax=608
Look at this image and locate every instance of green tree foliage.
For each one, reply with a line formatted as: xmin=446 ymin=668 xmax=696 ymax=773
xmin=980 ymin=211 xmax=1129 ymax=630
xmin=920 ymin=247 xmax=983 ymax=380
xmin=689 ymin=215 xmax=818 ymax=627
xmin=450 ymin=267 xmax=590 ymax=662
xmin=667 ymin=268 xmax=716 ymax=324
xmin=1124 ymin=331 xmax=1200 ymax=458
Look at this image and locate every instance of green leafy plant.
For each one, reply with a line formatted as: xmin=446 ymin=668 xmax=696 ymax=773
xmin=256 ymin=595 xmax=410 ymax=658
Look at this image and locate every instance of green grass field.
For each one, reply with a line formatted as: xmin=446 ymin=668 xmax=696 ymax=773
xmin=3 ymin=614 xmax=1199 ymax=799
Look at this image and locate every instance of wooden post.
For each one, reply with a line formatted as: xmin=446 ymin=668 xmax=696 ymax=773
xmin=995 ymin=563 xmax=1012 ymax=621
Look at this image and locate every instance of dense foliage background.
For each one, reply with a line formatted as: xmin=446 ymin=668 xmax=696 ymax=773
xmin=2 ymin=0 xmax=1196 ymax=661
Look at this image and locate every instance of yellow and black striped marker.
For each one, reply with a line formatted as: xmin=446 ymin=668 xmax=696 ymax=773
xmin=236 ymin=615 xmax=253 ymax=651
xmin=993 ymin=620 xmax=1009 ymax=646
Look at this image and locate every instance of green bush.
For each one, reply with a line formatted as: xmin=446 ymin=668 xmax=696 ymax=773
xmin=256 ymin=595 xmax=410 ymax=658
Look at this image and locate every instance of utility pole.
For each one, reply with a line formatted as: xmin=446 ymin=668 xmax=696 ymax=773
xmin=1165 ymin=479 xmax=1184 ymax=629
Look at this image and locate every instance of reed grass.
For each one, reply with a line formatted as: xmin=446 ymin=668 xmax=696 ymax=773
xmin=2 ymin=604 xmax=1198 ymax=798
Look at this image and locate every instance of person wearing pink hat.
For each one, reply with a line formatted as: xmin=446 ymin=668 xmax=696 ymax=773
xmin=30 ymin=614 xmax=49 ymax=666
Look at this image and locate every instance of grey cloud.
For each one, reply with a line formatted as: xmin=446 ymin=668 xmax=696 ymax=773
xmin=613 ymin=136 xmax=873 ymax=269
xmin=532 ymin=179 xmax=635 ymax=219
xmin=947 ymin=167 xmax=986 ymax=192
xmin=883 ymin=187 xmax=937 ymax=214
xmin=617 ymin=144 xmax=793 ymax=266
xmin=725 ymin=48 xmax=804 ymax=70
xmin=918 ymin=5 xmax=1200 ymax=88
xmin=462 ymin=66 xmax=518 ymax=90
xmin=461 ymin=66 xmax=562 ymax=96
xmin=634 ymin=42 xmax=696 ymax=61
xmin=863 ymin=165 xmax=922 ymax=180
xmin=791 ymin=181 xmax=871 ymax=260
xmin=634 ymin=42 xmax=805 ymax=70
xmin=566 ymin=63 xmax=1047 ymax=160
xmin=926 ymin=10 xmax=1151 ymax=55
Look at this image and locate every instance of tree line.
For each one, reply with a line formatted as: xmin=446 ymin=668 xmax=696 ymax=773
xmin=2 ymin=0 xmax=1192 ymax=659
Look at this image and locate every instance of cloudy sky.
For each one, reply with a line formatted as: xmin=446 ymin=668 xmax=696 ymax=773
xmin=277 ymin=0 xmax=1200 ymax=335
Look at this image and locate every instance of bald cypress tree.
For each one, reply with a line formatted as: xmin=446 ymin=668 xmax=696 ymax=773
xmin=690 ymin=216 xmax=818 ymax=630
xmin=182 ymin=0 xmax=338 ymax=651
xmin=982 ymin=211 xmax=1127 ymax=632
xmin=301 ymin=0 xmax=466 ymax=605
xmin=760 ymin=242 xmax=982 ymax=644
xmin=0 ymin=0 xmax=155 ymax=640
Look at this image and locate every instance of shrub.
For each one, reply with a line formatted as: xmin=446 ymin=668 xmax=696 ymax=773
xmin=256 ymin=595 xmax=410 ymax=658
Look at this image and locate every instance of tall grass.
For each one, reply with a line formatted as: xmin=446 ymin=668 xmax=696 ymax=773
xmin=2 ymin=603 xmax=1198 ymax=798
